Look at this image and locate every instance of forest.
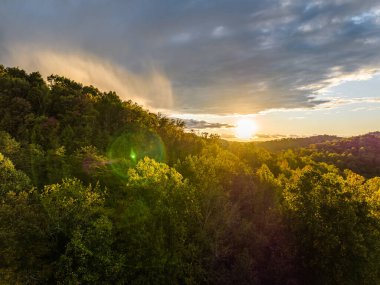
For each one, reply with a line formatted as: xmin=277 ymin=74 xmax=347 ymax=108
xmin=0 ymin=65 xmax=380 ymax=285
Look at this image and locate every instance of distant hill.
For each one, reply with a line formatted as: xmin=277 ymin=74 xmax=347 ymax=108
xmin=311 ymin=132 xmax=380 ymax=153
xmin=257 ymin=132 xmax=380 ymax=178
xmin=256 ymin=135 xmax=341 ymax=152
xmin=306 ymin=132 xmax=380 ymax=178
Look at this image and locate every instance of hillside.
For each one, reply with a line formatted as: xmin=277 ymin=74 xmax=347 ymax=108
xmin=304 ymin=132 xmax=380 ymax=178
xmin=256 ymin=133 xmax=380 ymax=178
xmin=256 ymin=135 xmax=341 ymax=152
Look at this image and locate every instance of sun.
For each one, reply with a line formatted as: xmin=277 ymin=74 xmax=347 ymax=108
xmin=235 ymin=119 xmax=258 ymax=140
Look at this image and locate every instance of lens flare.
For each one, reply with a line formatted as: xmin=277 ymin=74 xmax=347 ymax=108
xmin=107 ymin=128 xmax=166 ymax=179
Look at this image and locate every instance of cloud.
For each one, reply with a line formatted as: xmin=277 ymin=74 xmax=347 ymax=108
xmin=218 ymin=132 xmax=302 ymax=141
xmin=212 ymin=26 xmax=228 ymax=38
xmin=3 ymin=45 xmax=173 ymax=110
xmin=254 ymin=133 xmax=301 ymax=140
xmin=317 ymin=96 xmax=380 ymax=108
xmin=182 ymin=119 xmax=233 ymax=129
xmin=1 ymin=0 xmax=380 ymax=114
xmin=170 ymin=33 xmax=193 ymax=44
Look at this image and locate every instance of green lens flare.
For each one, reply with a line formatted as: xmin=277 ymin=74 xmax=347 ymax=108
xmin=107 ymin=128 xmax=166 ymax=179
xmin=130 ymin=148 xmax=137 ymax=161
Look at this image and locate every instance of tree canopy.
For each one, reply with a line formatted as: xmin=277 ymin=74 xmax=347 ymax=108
xmin=0 ymin=65 xmax=379 ymax=284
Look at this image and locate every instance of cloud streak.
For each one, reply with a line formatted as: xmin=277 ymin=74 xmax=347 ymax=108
xmin=1 ymin=0 xmax=380 ymax=114
xmin=3 ymin=46 xmax=173 ymax=110
xmin=182 ymin=119 xmax=233 ymax=129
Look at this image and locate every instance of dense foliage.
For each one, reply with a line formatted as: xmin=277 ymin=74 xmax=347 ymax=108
xmin=257 ymin=133 xmax=380 ymax=178
xmin=0 ymin=65 xmax=379 ymax=284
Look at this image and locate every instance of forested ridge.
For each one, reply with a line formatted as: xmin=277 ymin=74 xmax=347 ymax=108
xmin=256 ymin=132 xmax=380 ymax=178
xmin=1 ymin=65 xmax=380 ymax=284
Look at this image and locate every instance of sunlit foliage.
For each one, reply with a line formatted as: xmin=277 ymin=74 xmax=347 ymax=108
xmin=0 ymin=65 xmax=379 ymax=284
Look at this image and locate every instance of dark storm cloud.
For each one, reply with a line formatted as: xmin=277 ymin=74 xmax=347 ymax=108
xmin=1 ymin=0 xmax=380 ymax=113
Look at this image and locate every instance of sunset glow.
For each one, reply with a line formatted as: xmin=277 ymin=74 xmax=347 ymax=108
xmin=235 ymin=119 xmax=258 ymax=140
xmin=1 ymin=0 xmax=379 ymax=138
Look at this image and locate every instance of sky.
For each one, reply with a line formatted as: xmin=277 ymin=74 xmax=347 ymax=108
xmin=1 ymin=0 xmax=379 ymax=140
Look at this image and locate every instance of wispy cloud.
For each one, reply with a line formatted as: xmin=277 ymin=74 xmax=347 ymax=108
xmin=317 ymin=96 xmax=380 ymax=109
xmin=254 ymin=133 xmax=301 ymax=140
xmin=218 ymin=132 xmax=302 ymax=141
xmin=182 ymin=119 xmax=233 ymax=129
xmin=288 ymin=116 xmax=305 ymax=120
xmin=3 ymin=46 xmax=174 ymax=110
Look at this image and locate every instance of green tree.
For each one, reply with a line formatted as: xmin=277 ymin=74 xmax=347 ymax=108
xmin=40 ymin=179 xmax=112 ymax=283
xmin=0 ymin=154 xmax=47 ymax=283
xmin=283 ymin=167 xmax=380 ymax=285
xmin=112 ymin=157 xmax=203 ymax=284
xmin=0 ymin=153 xmax=31 ymax=195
